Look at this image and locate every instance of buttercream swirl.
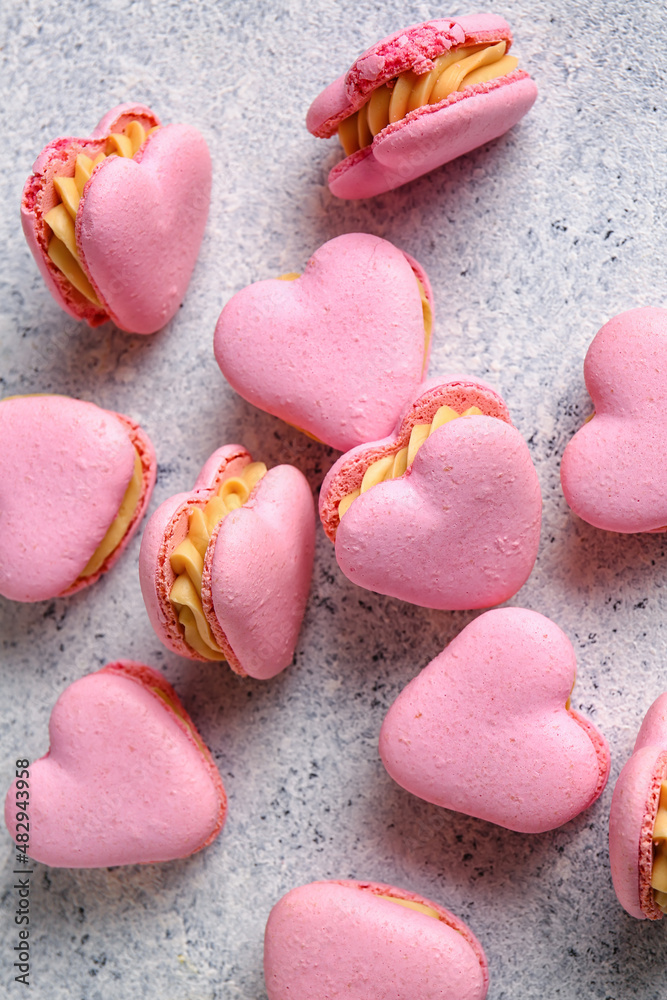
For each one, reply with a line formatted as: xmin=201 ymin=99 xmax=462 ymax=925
xmin=338 ymin=41 xmax=518 ymax=156
xmin=652 ymin=781 xmax=667 ymax=913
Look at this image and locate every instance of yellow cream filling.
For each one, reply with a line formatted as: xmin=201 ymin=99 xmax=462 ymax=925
xmin=44 ymin=120 xmax=158 ymax=306
xmin=338 ymin=41 xmax=518 ymax=156
xmin=376 ymin=894 xmax=441 ymax=919
xmin=652 ymin=781 xmax=667 ymax=912
xmin=149 ymin=685 xmax=207 ymax=756
xmin=169 ymin=462 xmax=267 ymax=660
xmin=338 ymin=404 xmax=482 ymax=519
xmin=79 ymin=448 xmax=143 ymax=579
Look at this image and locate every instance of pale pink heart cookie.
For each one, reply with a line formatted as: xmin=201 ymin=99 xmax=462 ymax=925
xmin=319 ymin=377 xmax=541 ymax=609
xmin=264 ymin=879 xmax=488 ymax=1000
xmin=22 ymin=102 xmax=211 ymax=333
xmin=380 ymin=608 xmax=610 ymax=833
xmin=214 ymin=233 xmax=433 ymax=452
xmin=561 ymin=307 xmax=667 ymax=533
xmin=307 ymin=14 xmax=537 ymax=199
xmin=139 ymin=445 xmax=315 ymax=679
xmin=0 ymin=395 xmax=156 ymax=602
xmin=609 ymin=694 xmax=667 ymax=920
xmin=4 ymin=661 xmax=226 ymax=867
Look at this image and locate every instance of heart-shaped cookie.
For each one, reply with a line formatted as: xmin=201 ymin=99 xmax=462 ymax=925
xmin=140 ymin=444 xmax=315 ymax=679
xmin=320 ymin=378 xmax=541 ymax=609
xmin=609 ymin=694 xmax=667 ymax=919
xmin=561 ymin=307 xmax=667 ymax=532
xmin=0 ymin=395 xmax=156 ymax=602
xmin=306 ymin=14 xmax=538 ymax=199
xmin=380 ymin=608 xmax=610 ymax=833
xmin=3 ymin=662 xmax=226 ymax=867
xmin=264 ymin=880 xmax=489 ymax=1000
xmin=22 ymin=103 xmax=211 ymax=334
xmin=214 ymin=233 xmax=433 ymax=451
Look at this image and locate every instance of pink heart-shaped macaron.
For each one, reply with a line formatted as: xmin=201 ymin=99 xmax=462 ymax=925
xmin=22 ymin=103 xmax=211 ymax=333
xmin=214 ymin=233 xmax=433 ymax=452
xmin=4 ymin=662 xmax=226 ymax=867
xmin=380 ymin=608 xmax=610 ymax=833
xmin=140 ymin=445 xmax=315 ymax=679
xmin=561 ymin=307 xmax=667 ymax=532
xmin=323 ymin=379 xmax=541 ymax=609
xmin=0 ymin=395 xmax=156 ymax=602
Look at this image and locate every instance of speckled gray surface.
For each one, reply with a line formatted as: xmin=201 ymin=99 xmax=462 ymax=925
xmin=1 ymin=0 xmax=667 ymax=997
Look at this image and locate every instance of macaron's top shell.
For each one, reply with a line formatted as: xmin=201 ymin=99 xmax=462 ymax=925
xmin=264 ymin=879 xmax=488 ymax=1000
xmin=307 ymin=14 xmax=512 ymax=137
xmin=609 ymin=693 xmax=667 ymax=919
xmin=380 ymin=608 xmax=610 ymax=833
xmin=3 ymin=661 xmax=226 ymax=868
xmin=561 ymin=307 xmax=667 ymax=533
xmin=214 ymin=233 xmax=433 ymax=452
xmin=0 ymin=395 xmax=155 ymax=602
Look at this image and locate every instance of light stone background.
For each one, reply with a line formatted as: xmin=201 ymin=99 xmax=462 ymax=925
xmin=1 ymin=0 xmax=666 ymax=997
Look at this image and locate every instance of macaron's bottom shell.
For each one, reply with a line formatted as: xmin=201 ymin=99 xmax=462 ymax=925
xmin=328 ymin=72 xmax=538 ymax=199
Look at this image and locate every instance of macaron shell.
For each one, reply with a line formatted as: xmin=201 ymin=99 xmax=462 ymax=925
xmin=203 ymin=465 xmax=315 ymax=679
xmin=561 ymin=308 xmax=667 ymax=532
xmin=609 ymin=746 xmax=667 ymax=920
xmin=0 ymin=396 xmax=149 ymax=602
xmin=334 ymin=416 xmax=541 ymax=609
xmin=328 ymin=72 xmax=537 ymax=200
xmin=379 ymin=609 xmax=610 ymax=833
xmin=77 ymin=123 xmax=211 ymax=334
xmin=214 ymin=233 xmax=432 ymax=452
xmin=264 ymin=880 xmax=488 ymax=1000
xmin=3 ymin=662 xmax=226 ymax=867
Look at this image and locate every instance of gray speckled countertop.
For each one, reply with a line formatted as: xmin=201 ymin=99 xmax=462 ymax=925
xmin=1 ymin=1 xmax=667 ymax=997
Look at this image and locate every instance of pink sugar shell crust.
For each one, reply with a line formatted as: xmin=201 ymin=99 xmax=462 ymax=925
xmin=306 ymin=15 xmax=537 ymax=199
xmin=21 ymin=103 xmax=211 ymax=334
xmin=609 ymin=693 xmax=667 ymax=919
xmin=320 ymin=377 xmax=541 ymax=610
xmin=3 ymin=661 xmax=226 ymax=867
xmin=0 ymin=395 xmax=156 ymax=602
xmin=139 ymin=445 xmax=315 ymax=679
xmin=214 ymin=233 xmax=433 ymax=452
xmin=379 ymin=609 xmax=610 ymax=834
xmin=561 ymin=308 xmax=667 ymax=533
xmin=264 ymin=879 xmax=488 ymax=1000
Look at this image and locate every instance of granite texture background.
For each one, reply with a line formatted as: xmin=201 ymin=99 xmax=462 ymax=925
xmin=1 ymin=0 xmax=667 ymax=997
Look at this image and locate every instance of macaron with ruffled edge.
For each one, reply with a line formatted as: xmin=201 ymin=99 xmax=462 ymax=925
xmin=22 ymin=102 xmax=211 ymax=333
xmin=140 ymin=445 xmax=315 ymax=679
xmin=609 ymin=693 xmax=667 ymax=919
xmin=380 ymin=608 xmax=610 ymax=833
xmin=0 ymin=394 xmax=156 ymax=602
xmin=214 ymin=233 xmax=433 ymax=452
xmin=319 ymin=376 xmax=541 ymax=609
xmin=4 ymin=661 xmax=226 ymax=867
xmin=264 ymin=879 xmax=488 ymax=1000
xmin=307 ymin=14 xmax=537 ymax=199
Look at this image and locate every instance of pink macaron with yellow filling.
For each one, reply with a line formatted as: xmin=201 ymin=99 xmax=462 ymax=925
xmin=214 ymin=233 xmax=433 ymax=452
xmin=140 ymin=444 xmax=315 ymax=680
xmin=4 ymin=661 xmax=226 ymax=868
xmin=319 ymin=376 xmax=542 ymax=609
xmin=380 ymin=608 xmax=610 ymax=833
xmin=0 ymin=394 xmax=156 ymax=602
xmin=609 ymin=694 xmax=667 ymax=919
xmin=22 ymin=103 xmax=211 ymax=333
xmin=264 ymin=879 xmax=488 ymax=1000
xmin=307 ymin=14 xmax=538 ymax=198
